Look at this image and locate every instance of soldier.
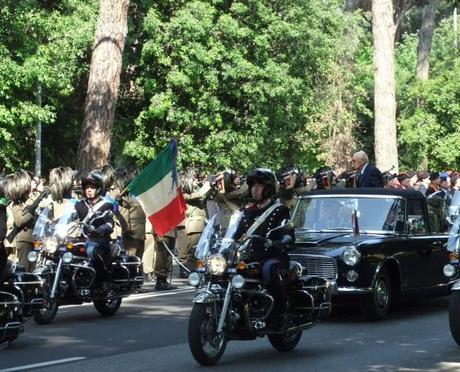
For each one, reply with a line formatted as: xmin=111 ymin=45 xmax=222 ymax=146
xmin=3 ymin=170 xmax=46 ymax=271
xmin=143 ymin=221 xmax=156 ymax=282
xmin=180 ymin=171 xmax=211 ymax=277
xmin=213 ymin=170 xmax=248 ymax=230
xmin=153 ymin=228 xmax=177 ymax=291
xmin=113 ymin=168 xmax=146 ymax=258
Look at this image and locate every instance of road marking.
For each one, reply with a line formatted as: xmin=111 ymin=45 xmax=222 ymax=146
xmin=1 ymin=357 xmax=86 ymax=371
xmin=57 ymin=287 xmax=195 ymax=310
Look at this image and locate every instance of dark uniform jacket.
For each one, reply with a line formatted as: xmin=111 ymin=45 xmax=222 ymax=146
xmin=76 ymin=199 xmax=114 ymax=243
xmin=234 ymin=200 xmax=293 ymax=264
xmin=0 ymin=204 xmax=7 ymax=281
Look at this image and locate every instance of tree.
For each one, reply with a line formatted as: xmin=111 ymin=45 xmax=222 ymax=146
xmin=77 ymin=0 xmax=130 ymax=175
xmin=372 ymin=0 xmax=399 ymax=173
xmin=416 ymin=0 xmax=439 ymax=80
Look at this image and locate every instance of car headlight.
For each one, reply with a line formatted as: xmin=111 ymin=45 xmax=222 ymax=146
xmin=62 ymin=252 xmax=73 ymax=264
xmin=28 ymin=251 xmax=38 ymax=263
xmin=188 ymin=272 xmax=201 ymax=287
xmin=44 ymin=236 xmax=58 ymax=253
xmin=342 ymin=246 xmax=361 ymax=266
xmin=444 ymin=264 xmax=457 ymax=278
xmin=207 ymin=254 xmax=227 ymax=276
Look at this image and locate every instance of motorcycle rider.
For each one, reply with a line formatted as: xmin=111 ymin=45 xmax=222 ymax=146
xmin=234 ymin=168 xmax=294 ymax=328
xmin=75 ymin=170 xmax=115 ymax=290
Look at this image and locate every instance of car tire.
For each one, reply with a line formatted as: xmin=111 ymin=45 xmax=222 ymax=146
xmin=360 ymin=267 xmax=391 ymax=320
xmin=448 ymin=291 xmax=460 ymax=345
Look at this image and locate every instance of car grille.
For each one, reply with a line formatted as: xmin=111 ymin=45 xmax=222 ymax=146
xmin=289 ymin=254 xmax=337 ymax=281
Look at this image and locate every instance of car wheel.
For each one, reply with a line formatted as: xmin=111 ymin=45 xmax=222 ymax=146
xmin=360 ymin=267 xmax=391 ymax=320
xmin=448 ymin=291 xmax=460 ymax=345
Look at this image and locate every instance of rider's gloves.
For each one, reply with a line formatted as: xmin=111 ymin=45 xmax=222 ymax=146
xmin=272 ymin=235 xmax=293 ymax=253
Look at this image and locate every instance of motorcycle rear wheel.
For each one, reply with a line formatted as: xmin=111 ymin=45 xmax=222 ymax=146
xmin=268 ymin=330 xmax=302 ymax=352
xmin=34 ymin=300 xmax=59 ymax=325
xmin=188 ymin=303 xmax=227 ymax=366
xmin=449 ymin=291 xmax=460 ymax=345
xmin=93 ymin=297 xmax=122 ymax=316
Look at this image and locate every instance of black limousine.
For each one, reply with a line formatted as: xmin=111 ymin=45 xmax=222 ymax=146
xmin=289 ymin=188 xmax=450 ymax=319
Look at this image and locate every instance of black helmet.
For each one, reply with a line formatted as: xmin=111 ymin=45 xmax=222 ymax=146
xmin=314 ymin=166 xmax=334 ymax=190
xmin=247 ymin=168 xmax=277 ymax=200
xmin=81 ymin=170 xmax=103 ymax=195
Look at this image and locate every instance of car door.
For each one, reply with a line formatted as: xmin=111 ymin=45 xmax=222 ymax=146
xmin=404 ymin=197 xmax=449 ymax=288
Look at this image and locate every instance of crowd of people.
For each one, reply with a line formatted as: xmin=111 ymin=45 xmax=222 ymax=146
xmin=1 ymin=149 xmax=458 ymax=292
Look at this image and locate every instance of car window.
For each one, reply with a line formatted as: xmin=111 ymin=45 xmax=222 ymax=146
xmin=407 ymin=198 xmax=429 ymax=235
xmin=293 ymin=196 xmax=404 ymax=233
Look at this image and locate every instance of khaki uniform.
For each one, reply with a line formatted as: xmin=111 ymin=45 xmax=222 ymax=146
xmin=215 ymin=183 xmax=248 ymax=229
xmin=142 ymin=222 xmax=175 ymax=279
xmin=115 ymin=195 xmax=146 ymax=258
xmin=11 ymin=199 xmax=35 ymax=271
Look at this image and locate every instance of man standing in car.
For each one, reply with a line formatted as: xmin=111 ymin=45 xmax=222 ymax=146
xmin=352 ymin=151 xmax=384 ymax=188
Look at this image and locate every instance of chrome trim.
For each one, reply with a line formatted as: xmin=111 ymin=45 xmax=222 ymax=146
xmin=193 ymin=290 xmax=216 ymax=304
xmin=452 ymin=281 xmax=460 ymax=290
xmin=13 ymin=281 xmax=43 ymax=285
xmin=300 ymin=194 xmax=403 ymax=200
xmin=337 ymin=286 xmax=373 ymax=294
xmin=289 ymin=253 xmax=338 ymax=281
xmin=217 ymin=285 xmax=232 ymax=333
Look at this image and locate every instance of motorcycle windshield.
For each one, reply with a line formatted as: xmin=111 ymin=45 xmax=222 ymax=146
xmin=33 ymin=201 xmax=79 ymax=241
xmin=448 ymin=191 xmax=460 ymax=252
xmin=195 ymin=214 xmax=219 ymax=260
xmin=219 ymin=210 xmax=243 ymax=254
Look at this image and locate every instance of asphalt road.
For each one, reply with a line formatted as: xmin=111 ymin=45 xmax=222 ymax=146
xmin=2 ymin=281 xmax=460 ymax=372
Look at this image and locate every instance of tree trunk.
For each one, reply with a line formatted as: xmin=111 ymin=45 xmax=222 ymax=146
xmin=416 ymin=0 xmax=439 ymax=80
xmin=372 ymin=0 xmax=399 ymax=173
xmin=77 ymin=0 xmax=130 ymax=175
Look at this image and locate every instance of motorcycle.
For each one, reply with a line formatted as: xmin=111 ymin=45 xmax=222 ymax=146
xmin=444 ymin=191 xmax=460 ymax=344
xmin=187 ymin=211 xmax=332 ymax=365
xmin=0 ymin=260 xmax=45 ymax=346
xmin=28 ymin=202 xmax=144 ymax=324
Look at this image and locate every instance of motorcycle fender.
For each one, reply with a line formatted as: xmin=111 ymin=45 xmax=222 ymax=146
xmin=451 ymin=281 xmax=460 ymax=291
xmin=193 ymin=291 xmax=216 ymax=304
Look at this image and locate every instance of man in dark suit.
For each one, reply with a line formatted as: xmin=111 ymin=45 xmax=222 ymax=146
xmin=352 ymin=151 xmax=384 ymax=188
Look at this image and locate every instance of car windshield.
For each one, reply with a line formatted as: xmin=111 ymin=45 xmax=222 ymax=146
xmin=292 ymin=196 xmax=405 ymax=233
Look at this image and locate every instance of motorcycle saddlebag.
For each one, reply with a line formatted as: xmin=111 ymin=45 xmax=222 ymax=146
xmin=118 ymin=255 xmax=143 ymax=281
xmin=11 ymin=272 xmax=45 ymax=316
xmin=293 ymin=276 xmax=332 ymax=319
xmin=0 ymin=291 xmax=23 ymax=344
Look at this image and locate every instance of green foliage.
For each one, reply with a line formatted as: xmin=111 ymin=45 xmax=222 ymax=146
xmin=0 ymin=0 xmax=97 ymax=173
xmin=125 ymin=0 xmax=363 ymax=173
xmin=397 ymin=15 xmax=460 ymax=171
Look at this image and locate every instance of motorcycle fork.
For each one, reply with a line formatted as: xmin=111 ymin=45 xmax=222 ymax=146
xmin=217 ymin=284 xmax=232 ymax=333
xmin=50 ymin=258 xmax=64 ymax=300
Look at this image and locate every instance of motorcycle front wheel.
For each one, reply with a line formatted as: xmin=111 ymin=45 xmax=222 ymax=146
xmin=93 ymin=297 xmax=122 ymax=316
xmin=34 ymin=299 xmax=59 ymax=325
xmin=449 ymin=291 xmax=460 ymax=345
xmin=268 ymin=330 xmax=302 ymax=352
xmin=188 ymin=303 xmax=227 ymax=366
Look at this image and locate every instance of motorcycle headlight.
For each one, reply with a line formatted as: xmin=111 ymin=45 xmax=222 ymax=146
xmin=342 ymin=246 xmax=361 ymax=266
xmin=207 ymin=254 xmax=227 ymax=276
xmin=444 ymin=264 xmax=456 ymax=278
xmin=44 ymin=236 xmax=58 ymax=253
xmin=231 ymin=275 xmax=245 ymax=289
xmin=188 ymin=272 xmax=201 ymax=287
xmin=28 ymin=251 xmax=38 ymax=263
xmin=62 ymin=252 xmax=73 ymax=264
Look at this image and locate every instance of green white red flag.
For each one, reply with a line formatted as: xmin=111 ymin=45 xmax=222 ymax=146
xmin=128 ymin=140 xmax=186 ymax=237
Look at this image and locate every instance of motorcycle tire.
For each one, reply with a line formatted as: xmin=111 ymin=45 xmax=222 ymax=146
xmin=449 ymin=291 xmax=460 ymax=345
xmin=188 ymin=303 xmax=227 ymax=366
xmin=360 ymin=267 xmax=391 ymax=320
xmin=268 ymin=331 xmax=302 ymax=352
xmin=93 ymin=297 xmax=122 ymax=316
xmin=34 ymin=300 xmax=59 ymax=325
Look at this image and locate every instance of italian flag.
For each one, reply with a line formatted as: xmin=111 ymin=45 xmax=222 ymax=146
xmin=128 ymin=140 xmax=186 ymax=237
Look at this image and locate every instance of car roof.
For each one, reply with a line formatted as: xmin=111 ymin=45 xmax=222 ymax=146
xmin=300 ymin=188 xmax=425 ymax=200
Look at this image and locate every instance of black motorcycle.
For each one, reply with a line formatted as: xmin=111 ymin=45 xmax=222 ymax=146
xmin=0 ymin=260 xmax=45 ymax=345
xmin=187 ymin=212 xmax=332 ymax=365
xmin=28 ymin=202 xmax=143 ymax=324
